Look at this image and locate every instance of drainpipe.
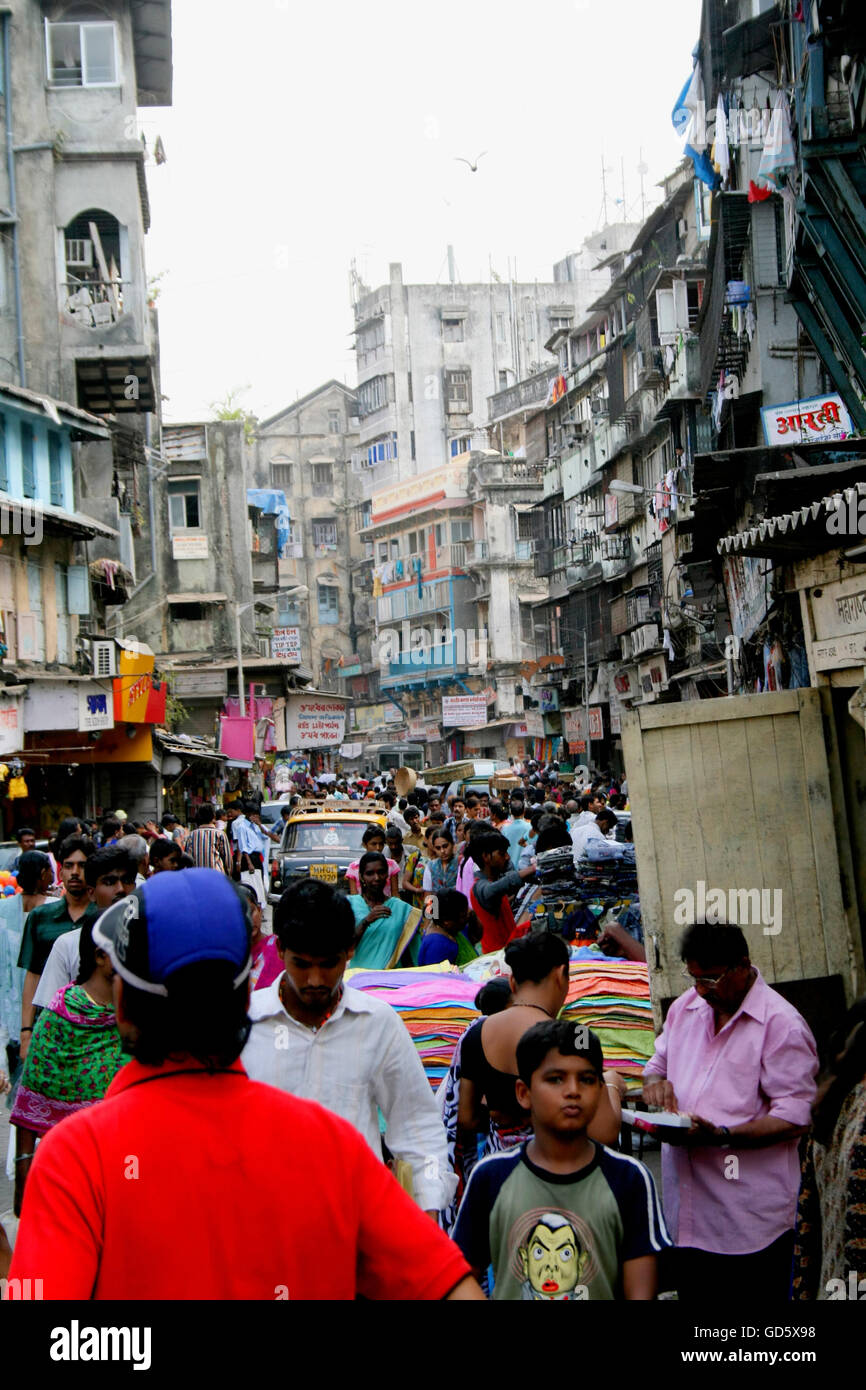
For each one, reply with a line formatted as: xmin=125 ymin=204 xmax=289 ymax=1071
xmin=2 ymin=12 xmax=26 ymax=387
xmin=145 ymin=414 xmax=157 ymax=575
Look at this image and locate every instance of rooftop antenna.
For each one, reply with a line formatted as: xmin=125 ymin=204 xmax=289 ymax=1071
xmin=620 ymin=156 xmax=627 ymax=223
xmin=637 ymin=150 xmax=649 ymax=222
xmin=447 ymin=244 xmax=457 ymax=284
xmin=598 ymin=154 xmax=613 ymax=229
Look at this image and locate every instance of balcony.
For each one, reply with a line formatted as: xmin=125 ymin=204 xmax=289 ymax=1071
xmin=434 ymin=543 xmax=468 ymax=571
xmin=468 ymin=456 xmax=546 ymax=488
xmin=487 ymin=366 xmax=560 ymax=422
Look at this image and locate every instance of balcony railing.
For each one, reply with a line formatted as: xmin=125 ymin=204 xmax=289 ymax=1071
xmin=487 ymin=366 xmax=560 ymax=421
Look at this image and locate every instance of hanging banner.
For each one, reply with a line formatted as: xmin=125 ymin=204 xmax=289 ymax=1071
xmin=285 ymin=695 xmax=346 ymax=748
xmin=442 ymin=694 xmax=487 ymax=727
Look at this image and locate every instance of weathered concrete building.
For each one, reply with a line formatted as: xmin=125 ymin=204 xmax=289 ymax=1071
xmin=0 ymin=1 xmax=171 ymax=825
xmin=252 ymin=381 xmax=361 ymax=693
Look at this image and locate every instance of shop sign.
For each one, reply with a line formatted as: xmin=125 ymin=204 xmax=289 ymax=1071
xmin=271 ymin=626 xmax=301 ymax=663
xmin=78 ymin=686 xmax=114 ymax=732
xmin=539 ymin=686 xmax=560 ymax=713
xmin=408 ymin=718 xmax=427 ymax=738
xmin=442 ymin=694 xmax=487 ymax=727
xmin=513 ymin=712 xmax=544 ymax=738
xmin=425 ymin=724 xmax=441 ymax=742
xmin=285 ymin=695 xmax=346 ymax=748
xmin=563 ymin=708 xmax=603 ymax=746
xmin=112 ymin=674 xmax=167 ymax=725
xmin=384 ymin=702 xmax=403 ymax=723
xmin=761 ymin=394 xmax=852 ymax=447
xmin=0 ymin=694 xmax=21 ymax=755
xmin=806 ymin=575 xmax=866 ymax=671
xmin=172 ymin=534 xmax=209 ymax=560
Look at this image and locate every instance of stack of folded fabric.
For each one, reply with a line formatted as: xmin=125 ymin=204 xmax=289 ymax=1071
xmin=346 ymin=966 xmax=481 ymax=1091
xmin=560 ymin=958 xmax=654 ymax=1084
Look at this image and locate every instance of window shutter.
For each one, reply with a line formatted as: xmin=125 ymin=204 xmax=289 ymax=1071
xmin=66 ymin=564 xmax=90 ymax=614
xmin=673 ymin=279 xmax=690 ymax=330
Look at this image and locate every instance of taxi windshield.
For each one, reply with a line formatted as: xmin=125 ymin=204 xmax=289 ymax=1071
xmin=283 ymin=821 xmax=376 ymax=853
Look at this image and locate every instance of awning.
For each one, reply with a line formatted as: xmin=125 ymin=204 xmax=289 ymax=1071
xmin=518 ymin=591 xmax=546 ymax=604
xmin=717 ymin=481 xmax=866 ymax=557
xmin=0 ymin=381 xmax=110 ymax=436
xmin=0 ymin=493 xmax=119 ymax=539
xmin=316 ymin=574 xmax=340 ymax=587
xmin=166 ymin=592 xmax=228 ymax=605
xmin=224 ymin=758 xmax=254 ymax=769
xmin=155 ymin=731 xmax=226 ymax=763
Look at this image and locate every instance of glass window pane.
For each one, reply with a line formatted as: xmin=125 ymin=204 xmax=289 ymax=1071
xmin=49 ymin=23 xmax=83 ymax=85
xmin=83 ymin=24 xmax=116 ymax=84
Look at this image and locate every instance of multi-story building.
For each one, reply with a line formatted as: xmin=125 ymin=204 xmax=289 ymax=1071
xmin=0 ymin=1 xmax=172 ymax=824
xmin=252 ymin=381 xmax=361 ymax=693
xmin=349 ymin=256 xmax=621 ymax=758
xmin=521 ymin=0 xmax=858 ymax=777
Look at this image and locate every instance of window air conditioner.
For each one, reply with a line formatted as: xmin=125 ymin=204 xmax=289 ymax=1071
xmin=91 ymin=640 xmax=117 ymax=678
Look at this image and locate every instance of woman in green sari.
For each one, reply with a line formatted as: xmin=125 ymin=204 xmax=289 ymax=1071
xmin=11 ymin=919 xmax=125 ymax=1215
xmin=347 ymin=852 xmax=422 ymax=969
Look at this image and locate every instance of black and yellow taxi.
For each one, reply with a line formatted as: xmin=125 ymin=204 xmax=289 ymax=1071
xmin=267 ymin=798 xmax=387 ymax=904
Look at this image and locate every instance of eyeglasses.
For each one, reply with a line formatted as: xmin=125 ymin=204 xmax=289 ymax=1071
xmin=681 ymin=966 xmax=733 ymax=989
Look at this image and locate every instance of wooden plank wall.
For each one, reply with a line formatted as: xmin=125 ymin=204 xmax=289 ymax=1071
xmin=622 ymin=689 xmax=864 ymax=1027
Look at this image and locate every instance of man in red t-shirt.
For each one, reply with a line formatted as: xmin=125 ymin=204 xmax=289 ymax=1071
xmin=7 ymin=870 xmax=481 ymax=1302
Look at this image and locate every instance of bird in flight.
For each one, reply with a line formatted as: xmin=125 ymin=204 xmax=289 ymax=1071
xmin=455 ymin=151 xmax=487 ymax=173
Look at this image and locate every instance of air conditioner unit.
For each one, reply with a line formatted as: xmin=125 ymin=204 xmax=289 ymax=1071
xmin=590 ymin=398 xmax=605 ymax=415
xmin=91 ymin=640 xmax=117 ymax=678
xmin=257 ymin=637 xmax=270 ymax=658
xmin=66 ymin=238 xmax=93 ymax=268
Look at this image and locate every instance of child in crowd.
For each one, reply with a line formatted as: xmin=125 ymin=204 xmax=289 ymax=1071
xmin=453 ymin=1020 xmax=670 ymax=1300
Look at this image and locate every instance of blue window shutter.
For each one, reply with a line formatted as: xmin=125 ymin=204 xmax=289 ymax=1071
xmin=49 ymin=432 xmax=63 ymax=506
xmin=66 ymin=563 xmax=90 ymax=615
xmin=0 ymin=417 xmax=6 ymax=491
xmin=21 ymin=422 xmax=35 ymax=497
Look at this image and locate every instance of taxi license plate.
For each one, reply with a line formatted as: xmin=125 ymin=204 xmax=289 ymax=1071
xmin=309 ymin=864 xmax=338 ymax=883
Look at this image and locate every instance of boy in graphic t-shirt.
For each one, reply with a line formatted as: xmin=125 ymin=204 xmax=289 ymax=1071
xmin=453 ymin=1020 xmax=671 ymax=1300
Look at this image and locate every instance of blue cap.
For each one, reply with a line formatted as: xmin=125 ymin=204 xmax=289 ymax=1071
xmin=93 ymin=868 xmax=252 ymax=997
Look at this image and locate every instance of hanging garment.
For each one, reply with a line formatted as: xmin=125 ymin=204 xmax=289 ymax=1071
xmin=787 ymin=642 xmax=810 ymax=689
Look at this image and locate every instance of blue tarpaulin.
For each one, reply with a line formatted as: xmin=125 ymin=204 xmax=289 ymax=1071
xmin=247 ymin=489 xmax=291 ymax=558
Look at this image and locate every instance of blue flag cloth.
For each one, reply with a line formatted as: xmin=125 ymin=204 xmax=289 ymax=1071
xmin=672 ymin=57 xmax=721 ymax=191
xmin=246 ymin=489 xmax=291 ymax=557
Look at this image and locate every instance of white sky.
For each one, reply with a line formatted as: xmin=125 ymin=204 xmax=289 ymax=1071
xmin=142 ymin=0 xmax=703 ymax=423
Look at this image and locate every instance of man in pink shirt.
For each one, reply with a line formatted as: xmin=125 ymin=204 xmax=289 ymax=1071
xmin=643 ymin=923 xmax=817 ymax=1302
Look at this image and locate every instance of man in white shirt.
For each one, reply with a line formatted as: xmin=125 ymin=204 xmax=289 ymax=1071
xmin=243 ymin=879 xmax=456 ymax=1216
xmin=571 ymin=808 xmax=623 ymax=866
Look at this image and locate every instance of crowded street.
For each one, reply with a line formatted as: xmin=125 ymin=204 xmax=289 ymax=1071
xmin=0 ymin=0 xmax=865 ymax=1361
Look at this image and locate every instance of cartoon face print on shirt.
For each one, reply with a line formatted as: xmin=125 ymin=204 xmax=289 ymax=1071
xmin=512 ymin=1209 xmax=595 ymax=1301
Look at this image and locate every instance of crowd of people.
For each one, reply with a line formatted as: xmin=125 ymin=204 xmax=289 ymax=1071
xmin=0 ymin=763 xmax=863 ymax=1303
